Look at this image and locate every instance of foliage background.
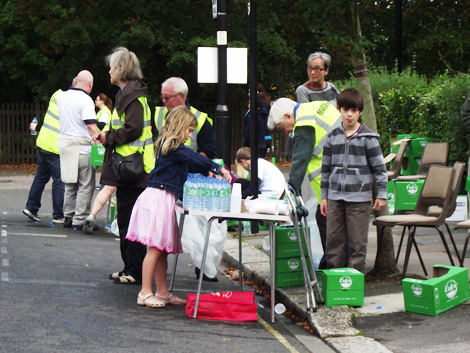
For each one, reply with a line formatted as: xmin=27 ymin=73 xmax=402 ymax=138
xmin=1 ymin=0 xmax=470 ymax=162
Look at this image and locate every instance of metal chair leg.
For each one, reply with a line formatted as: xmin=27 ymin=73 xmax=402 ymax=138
xmin=395 ymin=226 xmax=408 ymax=264
xmin=444 ymin=222 xmax=462 ymax=265
xmin=402 ymin=226 xmax=416 ymax=277
xmin=433 ymin=226 xmax=455 ymax=266
xmin=411 ymin=234 xmax=428 ymax=276
xmin=460 ymin=232 xmax=470 ymax=267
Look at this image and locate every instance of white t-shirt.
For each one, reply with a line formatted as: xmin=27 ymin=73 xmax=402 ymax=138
xmin=57 ymin=88 xmax=96 ymax=154
xmin=257 ymin=158 xmax=286 ymax=198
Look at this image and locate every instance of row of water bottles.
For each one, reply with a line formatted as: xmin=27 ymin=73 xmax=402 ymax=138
xmin=183 ymin=173 xmax=232 ymax=212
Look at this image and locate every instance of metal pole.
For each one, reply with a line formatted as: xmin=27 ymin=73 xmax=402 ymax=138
xmin=249 ymin=0 xmax=259 ymax=233
xmin=215 ymin=0 xmax=231 ymax=166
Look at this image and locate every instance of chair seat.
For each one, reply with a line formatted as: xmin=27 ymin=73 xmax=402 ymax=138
xmin=375 ymin=214 xmax=439 ymax=225
xmin=396 ymin=174 xmax=426 ymax=181
xmin=427 ymin=207 xmax=443 ymax=217
xmin=457 ymin=219 xmax=470 ymax=229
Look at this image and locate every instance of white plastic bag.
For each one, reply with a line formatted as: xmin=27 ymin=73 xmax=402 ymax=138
xmin=179 ymin=214 xmax=227 ymax=278
xmin=109 ymin=218 xmax=120 ymax=237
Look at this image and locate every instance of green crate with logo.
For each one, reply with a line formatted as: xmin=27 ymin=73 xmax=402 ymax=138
xmin=315 ymin=268 xmax=364 ymax=307
xmin=394 ymin=179 xmax=425 ymax=211
xmin=275 ymin=257 xmax=311 ymax=288
xmin=390 ymin=134 xmax=419 ymax=154
xmin=275 ymin=226 xmax=309 ymax=259
xmin=90 ymin=145 xmax=106 ymax=166
xmin=402 ymin=265 xmax=470 ymax=316
xmin=387 ymin=180 xmax=395 ymax=214
xmin=409 ymin=138 xmax=434 ymax=157
xmin=400 ymin=157 xmax=421 ymax=176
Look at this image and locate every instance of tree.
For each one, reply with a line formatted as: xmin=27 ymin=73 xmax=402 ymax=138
xmin=301 ymin=0 xmax=399 ymax=277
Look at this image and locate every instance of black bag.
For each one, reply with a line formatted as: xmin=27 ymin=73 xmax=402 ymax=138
xmin=112 ymin=151 xmax=145 ymax=183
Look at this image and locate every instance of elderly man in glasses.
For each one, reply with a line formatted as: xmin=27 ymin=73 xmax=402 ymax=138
xmin=154 ymin=77 xmax=216 ymax=158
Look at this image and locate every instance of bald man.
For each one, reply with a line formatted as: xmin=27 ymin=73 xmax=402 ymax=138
xmin=57 ymin=70 xmax=100 ymax=230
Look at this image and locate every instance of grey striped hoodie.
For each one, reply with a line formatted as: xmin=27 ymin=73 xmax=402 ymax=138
xmin=320 ymin=123 xmax=388 ymax=202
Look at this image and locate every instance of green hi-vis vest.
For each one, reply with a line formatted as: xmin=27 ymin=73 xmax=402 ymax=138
xmin=293 ymin=101 xmax=341 ymax=201
xmin=36 ymin=89 xmax=63 ymax=154
xmin=97 ymin=106 xmax=112 ymax=132
xmin=111 ymin=97 xmax=155 ymax=174
xmin=154 ymin=105 xmax=213 ymax=153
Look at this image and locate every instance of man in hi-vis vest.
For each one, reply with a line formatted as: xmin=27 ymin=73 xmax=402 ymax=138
xmin=23 ymin=89 xmax=65 ymax=224
xmin=154 ymin=77 xmax=216 ymax=158
xmin=268 ymin=98 xmax=341 ymax=269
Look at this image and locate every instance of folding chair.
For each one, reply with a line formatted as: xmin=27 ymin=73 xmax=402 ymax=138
xmin=373 ymin=166 xmax=455 ymax=276
xmin=426 ymin=161 xmax=466 ymax=265
xmin=387 ymin=139 xmax=409 ymax=180
xmin=397 ymin=142 xmax=449 ymax=181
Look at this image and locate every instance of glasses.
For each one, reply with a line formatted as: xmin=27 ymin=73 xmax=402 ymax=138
xmin=160 ymin=93 xmax=180 ymax=101
xmin=307 ymin=66 xmax=326 ymax=73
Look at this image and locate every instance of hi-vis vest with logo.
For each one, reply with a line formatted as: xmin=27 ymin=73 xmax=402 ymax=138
xmin=97 ymin=106 xmax=112 ymax=132
xmin=111 ymin=97 xmax=155 ymax=174
xmin=293 ymin=101 xmax=341 ymax=201
xmin=36 ymin=89 xmax=63 ymax=154
xmin=154 ymin=105 xmax=213 ymax=153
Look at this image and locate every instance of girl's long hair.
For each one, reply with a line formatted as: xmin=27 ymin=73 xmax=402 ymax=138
xmin=155 ymin=106 xmax=197 ymax=156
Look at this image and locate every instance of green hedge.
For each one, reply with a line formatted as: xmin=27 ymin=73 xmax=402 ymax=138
xmin=333 ymin=68 xmax=470 ymax=163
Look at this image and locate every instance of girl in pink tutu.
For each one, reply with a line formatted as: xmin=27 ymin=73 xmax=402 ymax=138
xmin=126 ymin=106 xmax=232 ymax=308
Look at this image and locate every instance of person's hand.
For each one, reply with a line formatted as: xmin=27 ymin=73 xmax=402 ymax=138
xmin=320 ymin=199 xmax=328 ymax=217
xmin=91 ymin=131 xmax=107 ymax=145
xmin=219 ymin=168 xmax=232 ymax=183
xmin=208 ymin=171 xmax=217 ymax=178
xmin=373 ymin=198 xmax=387 ymax=211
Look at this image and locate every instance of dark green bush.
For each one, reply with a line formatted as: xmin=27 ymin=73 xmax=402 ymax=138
xmin=332 ymin=69 xmax=470 ymax=162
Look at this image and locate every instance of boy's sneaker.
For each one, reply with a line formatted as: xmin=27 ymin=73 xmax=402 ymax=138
xmin=23 ymin=208 xmax=41 ymax=222
xmin=51 ymin=218 xmax=65 ymax=224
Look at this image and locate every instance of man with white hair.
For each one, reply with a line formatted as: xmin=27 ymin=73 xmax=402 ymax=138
xmin=57 ymin=70 xmax=99 ymax=230
xmin=154 ymin=77 xmax=216 ymax=158
xmin=268 ymin=98 xmax=341 ymax=268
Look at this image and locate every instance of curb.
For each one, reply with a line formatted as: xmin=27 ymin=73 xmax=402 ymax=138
xmin=222 ymin=237 xmax=393 ymax=353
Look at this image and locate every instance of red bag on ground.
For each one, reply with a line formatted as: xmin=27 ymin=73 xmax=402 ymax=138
xmin=185 ymin=291 xmax=258 ymax=321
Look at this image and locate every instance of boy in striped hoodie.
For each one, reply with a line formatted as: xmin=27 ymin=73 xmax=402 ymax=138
xmin=320 ymin=88 xmax=387 ymax=272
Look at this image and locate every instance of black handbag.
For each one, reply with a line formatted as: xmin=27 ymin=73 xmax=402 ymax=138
xmin=112 ymin=151 xmax=145 ymax=183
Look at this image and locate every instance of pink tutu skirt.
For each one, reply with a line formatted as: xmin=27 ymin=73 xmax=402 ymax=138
xmin=126 ymin=187 xmax=182 ymax=254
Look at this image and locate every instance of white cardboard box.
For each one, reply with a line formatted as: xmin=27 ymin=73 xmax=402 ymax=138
xmin=446 ymin=195 xmax=468 ymax=222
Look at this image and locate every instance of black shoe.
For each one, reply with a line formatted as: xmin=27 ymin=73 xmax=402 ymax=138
xmin=195 ymin=267 xmax=218 ymax=282
xmin=72 ymin=223 xmax=99 ymax=231
xmin=63 ymin=217 xmax=72 ymax=228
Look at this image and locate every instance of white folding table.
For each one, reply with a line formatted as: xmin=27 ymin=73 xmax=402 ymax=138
xmin=173 ymin=203 xmax=291 ymax=323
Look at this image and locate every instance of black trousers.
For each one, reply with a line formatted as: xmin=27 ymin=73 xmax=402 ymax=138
xmin=316 ymin=205 xmax=328 ymax=270
xmin=117 ymin=186 xmax=147 ymax=280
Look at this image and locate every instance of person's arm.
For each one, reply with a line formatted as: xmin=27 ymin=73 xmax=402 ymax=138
xmin=288 ymin=126 xmax=315 ymax=191
xmin=320 ymin=136 xmax=332 ymax=200
xmin=461 ymin=93 xmax=470 ymax=132
xmin=196 ymin=118 xmax=217 ymax=159
xmin=106 ymin=100 xmax=144 ymax=147
xmin=366 ymin=137 xmax=388 ymax=201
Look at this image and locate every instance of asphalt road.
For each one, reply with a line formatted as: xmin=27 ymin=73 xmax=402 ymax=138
xmin=0 ymin=177 xmax=330 ymax=353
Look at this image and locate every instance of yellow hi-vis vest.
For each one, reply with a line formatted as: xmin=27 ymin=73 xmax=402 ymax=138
xmin=36 ymin=89 xmax=63 ymax=154
xmin=293 ymin=101 xmax=341 ymax=201
xmin=111 ymin=97 xmax=155 ymax=174
xmin=97 ymin=106 xmax=112 ymax=132
xmin=154 ymin=105 xmax=213 ymax=153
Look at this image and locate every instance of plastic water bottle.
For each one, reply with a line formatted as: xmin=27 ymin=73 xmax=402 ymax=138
xmin=242 ymin=221 xmax=251 ymax=234
xmin=31 ymin=117 xmax=38 ymax=136
xmin=204 ymin=178 xmax=213 ymax=211
xmin=194 ymin=175 xmax=204 ymax=210
xmin=224 ymin=180 xmax=231 ymax=211
xmin=212 ymin=179 xmax=222 ymax=211
xmin=183 ymin=179 xmax=190 ymax=209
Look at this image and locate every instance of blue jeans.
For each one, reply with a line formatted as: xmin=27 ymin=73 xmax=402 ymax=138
xmin=25 ymin=151 xmax=65 ymax=219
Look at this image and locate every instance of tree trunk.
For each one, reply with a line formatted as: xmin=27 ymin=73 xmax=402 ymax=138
xmin=346 ymin=2 xmax=399 ymax=277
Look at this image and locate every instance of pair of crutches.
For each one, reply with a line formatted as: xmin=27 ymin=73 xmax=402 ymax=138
xmin=284 ymin=184 xmax=324 ymax=311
